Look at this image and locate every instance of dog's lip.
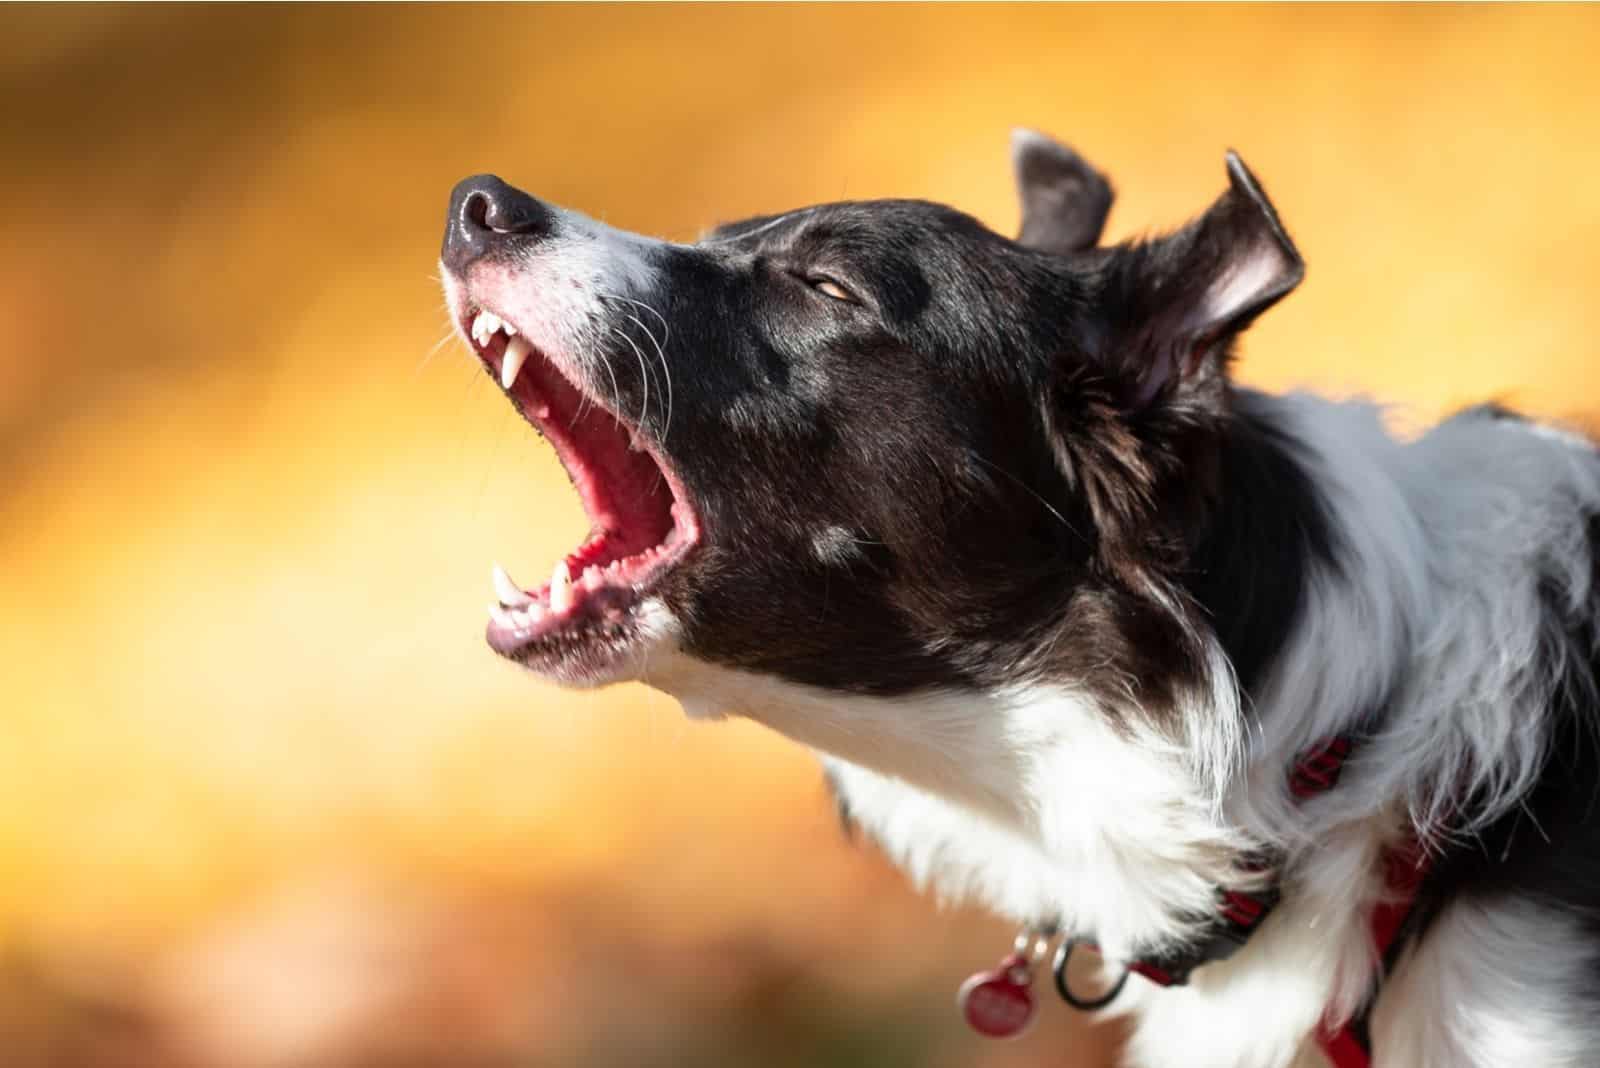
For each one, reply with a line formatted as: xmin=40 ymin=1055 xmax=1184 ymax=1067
xmin=456 ymin=302 xmax=700 ymax=671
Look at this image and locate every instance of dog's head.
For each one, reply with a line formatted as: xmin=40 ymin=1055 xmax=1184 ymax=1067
xmin=438 ymin=132 xmax=1302 ymax=737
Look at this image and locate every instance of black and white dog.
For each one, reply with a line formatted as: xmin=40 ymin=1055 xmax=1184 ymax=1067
xmin=438 ymin=131 xmax=1600 ymax=1067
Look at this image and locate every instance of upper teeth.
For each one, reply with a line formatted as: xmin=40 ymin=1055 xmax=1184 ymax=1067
xmin=501 ymin=336 xmax=532 ymax=390
xmin=470 ymin=310 xmax=515 ymax=348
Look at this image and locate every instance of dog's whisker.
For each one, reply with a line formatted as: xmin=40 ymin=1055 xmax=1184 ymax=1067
xmin=600 ymin=329 xmax=634 ymax=427
xmin=415 ymin=325 xmax=460 ymax=376
xmin=623 ymin=310 xmax=673 ymax=443
xmin=971 ymin=454 xmax=1082 ymax=543
xmin=600 ymin=293 xmax=675 ymax=443
xmin=609 ymin=325 xmax=653 ymax=443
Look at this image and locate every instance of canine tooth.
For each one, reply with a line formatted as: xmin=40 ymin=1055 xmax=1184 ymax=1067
xmin=501 ymin=335 xmax=532 ymax=389
xmin=550 ymin=560 xmax=573 ymax=613
xmin=489 ymin=603 xmax=515 ymax=627
xmin=492 ymin=564 xmax=532 ymax=606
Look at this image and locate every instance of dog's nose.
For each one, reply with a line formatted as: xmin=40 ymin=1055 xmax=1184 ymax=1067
xmin=442 ymin=174 xmax=555 ymax=271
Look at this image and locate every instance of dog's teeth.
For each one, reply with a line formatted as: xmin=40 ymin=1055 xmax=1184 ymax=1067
xmin=489 ymin=602 xmax=515 ymax=627
xmin=471 ymin=311 xmax=502 ymax=347
xmin=501 ymin=336 xmax=532 ymax=389
xmin=550 ymin=560 xmax=573 ymax=614
xmin=475 ymin=311 xmax=509 ymax=346
xmin=492 ymin=563 xmax=531 ymax=606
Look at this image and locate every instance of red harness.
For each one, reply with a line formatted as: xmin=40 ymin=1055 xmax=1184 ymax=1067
xmin=959 ymin=735 xmax=1433 ymax=1066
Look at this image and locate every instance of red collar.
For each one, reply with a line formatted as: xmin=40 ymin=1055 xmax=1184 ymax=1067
xmin=960 ymin=734 xmax=1435 ymax=1066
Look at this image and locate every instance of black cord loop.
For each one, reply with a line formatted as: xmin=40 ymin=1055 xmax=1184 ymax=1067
xmin=1051 ymin=936 xmax=1128 ymax=1011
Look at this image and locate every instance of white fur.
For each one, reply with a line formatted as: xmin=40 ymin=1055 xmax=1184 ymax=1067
xmin=647 ymin=657 xmax=1254 ymax=957
xmin=810 ymin=525 xmax=868 ymax=567
xmin=1120 ymin=398 xmax=1598 ymax=1064
xmin=1241 ymin=395 xmax=1600 ymax=840
xmin=1371 ymin=897 xmax=1600 ymax=1067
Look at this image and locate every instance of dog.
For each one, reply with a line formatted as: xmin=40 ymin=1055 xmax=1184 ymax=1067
xmin=437 ymin=130 xmax=1600 ymax=1067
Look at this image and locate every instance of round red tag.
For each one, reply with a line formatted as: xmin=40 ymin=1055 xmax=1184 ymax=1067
xmin=957 ymin=954 xmax=1035 ymax=1039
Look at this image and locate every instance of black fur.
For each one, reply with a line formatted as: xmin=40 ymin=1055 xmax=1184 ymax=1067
xmin=1013 ymin=131 xmax=1115 ymax=254
xmin=1181 ymin=390 xmax=1340 ymax=702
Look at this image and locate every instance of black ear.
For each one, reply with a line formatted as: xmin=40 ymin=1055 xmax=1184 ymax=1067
xmin=1100 ymin=151 xmax=1303 ymax=410
xmin=1012 ymin=128 xmax=1115 ymax=254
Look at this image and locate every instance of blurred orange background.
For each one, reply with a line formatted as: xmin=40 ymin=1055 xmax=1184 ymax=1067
xmin=2 ymin=5 xmax=1597 ymax=1066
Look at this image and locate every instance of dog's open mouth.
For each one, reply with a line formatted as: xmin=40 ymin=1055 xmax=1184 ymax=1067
xmin=461 ymin=308 xmax=699 ymax=678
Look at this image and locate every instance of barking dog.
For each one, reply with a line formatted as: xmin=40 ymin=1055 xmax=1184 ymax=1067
xmin=438 ymin=132 xmax=1600 ymax=1067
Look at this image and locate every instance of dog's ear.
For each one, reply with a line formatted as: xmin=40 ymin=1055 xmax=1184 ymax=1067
xmin=1012 ymin=128 xmax=1114 ymax=254
xmin=1098 ymin=151 xmax=1303 ymax=412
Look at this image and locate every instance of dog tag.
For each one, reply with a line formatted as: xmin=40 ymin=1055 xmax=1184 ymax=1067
xmin=958 ymin=952 xmax=1036 ymax=1038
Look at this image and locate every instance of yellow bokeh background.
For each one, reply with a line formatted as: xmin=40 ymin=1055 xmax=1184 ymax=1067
xmin=1 ymin=5 xmax=1596 ymax=1065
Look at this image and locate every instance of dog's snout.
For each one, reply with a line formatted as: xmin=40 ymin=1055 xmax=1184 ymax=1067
xmin=442 ymin=174 xmax=554 ymax=271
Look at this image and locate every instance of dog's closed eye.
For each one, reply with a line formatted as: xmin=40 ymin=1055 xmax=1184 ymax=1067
xmin=803 ymin=274 xmax=857 ymax=303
